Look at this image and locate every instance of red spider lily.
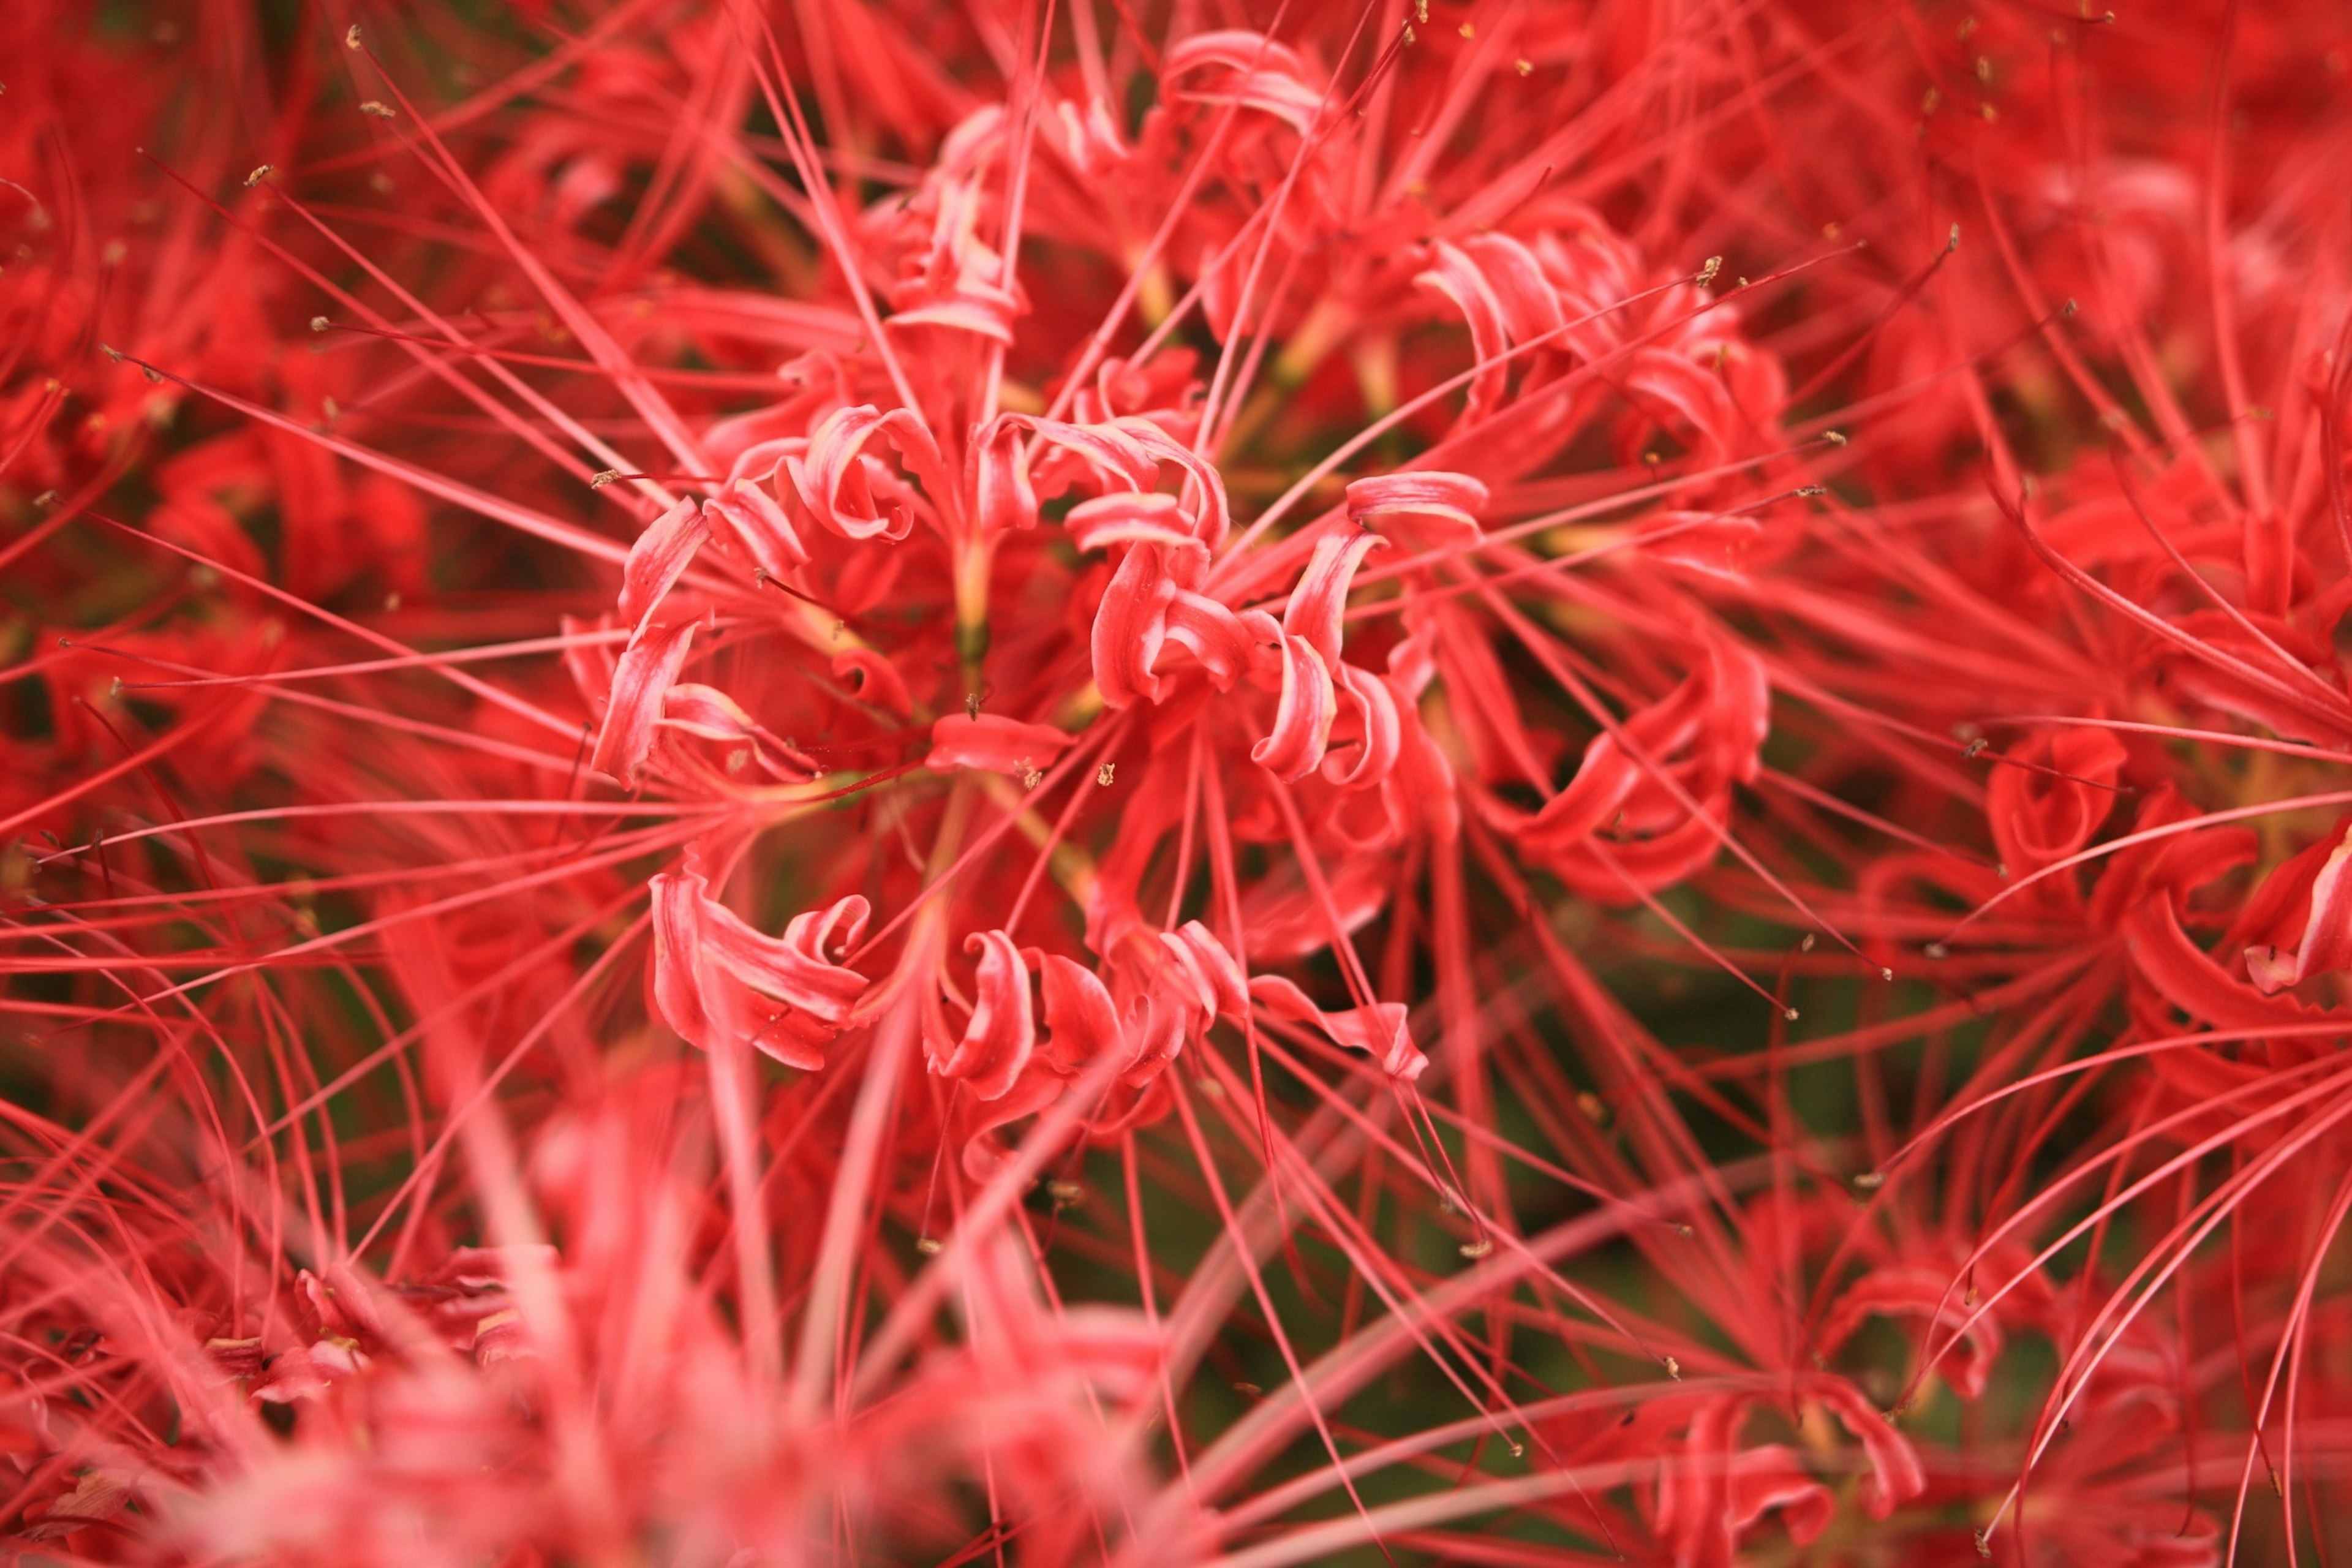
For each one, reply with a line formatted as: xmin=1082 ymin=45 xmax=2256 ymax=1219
xmin=7 ymin=1 xmax=2352 ymax=1564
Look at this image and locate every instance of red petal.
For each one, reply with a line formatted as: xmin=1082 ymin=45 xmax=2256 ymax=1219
xmin=1346 ymin=470 xmax=1490 ymax=548
xmin=784 ymin=404 xmax=944 ymax=541
xmin=702 ymin=479 xmax=809 ymax=579
xmin=2244 ymin=819 xmax=2352 ymax=992
xmin=1280 ymin=526 xmax=1384 ymax=667
xmin=968 ymin=415 xmax=1038 ymax=535
xmin=1162 ymin=592 xmax=1264 ymax=691
xmin=831 ymin=647 xmax=912 ymax=718
xmin=649 ymin=870 xmax=717 ymax=1049
xmin=617 ymin=498 xmax=706 ymax=635
xmin=1635 ymin=511 xmax=1761 ymax=584
xmin=1037 ymin=952 xmax=1123 ymax=1072
xmin=1624 ymin=347 xmax=1741 ymax=459
xmin=1164 ymin=30 xmax=1323 ymax=130
xmin=927 ymin=712 xmax=1076 ymax=775
xmin=1416 ymin=240 xmax=1513 ymax=423
xmin=1091 ymin=546 xmax=1177 ymax=708
xmin=1725 ymin=1445 xmax=1836 ymax=1548
xmin=1250 ymin=635 xmax=1336 ymax=782
xmin=1066 ymin=492 xmax=1204 ymax=557
xmin=1988 ymin=726 xmax=2128 ymax=874
xmin=591 ymin=618 xmax=699 ymax=786
xmin=2124 ymin=891 xmax=2318 ymax=1030
xmin=935 ymin=931 xmax=1036 ymax=1100
xmin=1322 ymin=663 xmax=1403 ymax=790
xmin=1165 ymin=921 xmax=1249 ymax=1020
xmin=1811 ymin=1380 xmax=1926 ymax=1519
xmin=650 ymin=870 xmax=869 ymax=1070
xmin=1248 ymin=974 xmax=1425 ymax=1080
xmin=1460 ymin=233 xmax=1569 ymax=342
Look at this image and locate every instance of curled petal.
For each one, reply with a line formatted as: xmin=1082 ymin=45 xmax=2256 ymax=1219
xmin=1817 ymin=1267 xmax=2005 ymax=1401
xmin=1725 ymin=1447 xmax=1836 ymax=1550
xmin=1517 ymin=639 xmax=1769 ymax=895
xmin=1161 ymin=921 xmax=1249 ymax=1022
xmin=927 ymin=713 xmax=1076 ymax=776
xmin=1346 ymin=471 xmax=1490 ymax=547
xmin=1066 ymin=492 xmax=1202 ymax=556
xmin=1014 ymin=416 xmax=1161 ymax=494
xmin=1115 ymin=972 xmax=1195 ymax=1076
xmin=1250 ymin=635 xmax=1336 ymax=782
xmin=251 ymin=1341 xmax=367 ymax=1404
xmin=651 ymin=870 xmax=869 ymax=1069
xmin=2245 ymin=820 xmax=2352 ymax=992
xmin=660 ymin=683 xmax=816 ymax=780
xmin=1656 ymin=1398 xmax=1741 ymax=1557
xmin=935 ymin=105 xmax=1008 ymax=177
xmin=831 ymin=647 xmax=911 ymax=718
xmin=2087 ymin=793 xmax=2249 ymax=930
xmin=1162 ymin=592 xmax=1261 ymax=690
xmin=785 ymin=404 xmax=946 ymax=541
xmin=1635 ymin=510 xmax=1760 ymax=584
xmin=1704 ymin=640 xmax=1772 ymax=787
xmin=1810 ymin=1381 xmax=1926 ymax=1518
xmin=1247 ymin=974 xmax=1424 ymax=1080
xmin=890 ymin=296 xmax=1017 ymax=342
xmin=883 ymin=161 xmax=1027 ymax=345
xmin=592 ymin=618 xmax=699 ymax=787
xmin=1623 ymin=348 xmax=1743 ymax=459
xmin=1536 ymin=208 xmax=1643 ymax=298
xmin=708 ymin=896 xmax=870 ymax=1027
xmin=1323 ymin=663 xmax=1402 ymax=790
xmin=1415 ymin=240 xmax=1513 ymax=422
xmin=1052 ymin=96 xmax=1131 ymax=178
xmin=1037 ymin=952 xmax=1123 ymax=1072
xmin=658 ymin=682 xmax=762 ymax=742
xmin=1164 ymin=30 xmax=1324 ymax=130
xmin=618 ymin=499 xmax=707 ymax=635
xmin=704 ymin=350 xmax=851 ymax=470
xmin=1281 ymin=526 xmax=1384 ymax=666
xmin=1460 ymin=233 xmax=1568 ymax=342
xmin=650 ymin=873 xmax=717 ymax=1052
xmin=1087 ymin=416 xmax=1232 ymax=552
xmin=1077 ymin=352 xmax=1203 ymax=430
xmin=1575 ymin=814 xmax=1730 ymax=901
xmin=968 ymin=415 xmax=1038 ymax=535
xmin=1112 ymin=417 xmax=1231 ymax=546
xmin=1005 ymin=414 xmax=1226 ymax=543
xmin=1092 ymin=546 xmax=1177 ymax=708
xmin=1518 ymin=730 xmax=1644 ymax=856
xmin=723 ymin=436 xmax=807 ymax=494
xmin=703 ymin=480 xmax=810 ymax=579
xmin=947 ymin=1061 xmax=1074 ymax=1182
xmin=782 ymin=895 xmax=870 ymax=971
xmin=1988 ymin=726 xmax=2128 ymax=876
xmin=2125 ymin=891 xmax=2318 ymax=1031
xmin=935 ymin=931 xmax=1035 ymax=1100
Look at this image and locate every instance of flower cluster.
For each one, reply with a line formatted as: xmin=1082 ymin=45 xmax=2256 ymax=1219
xmin=4 ymin=1 xmax=2351 ymax=1564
